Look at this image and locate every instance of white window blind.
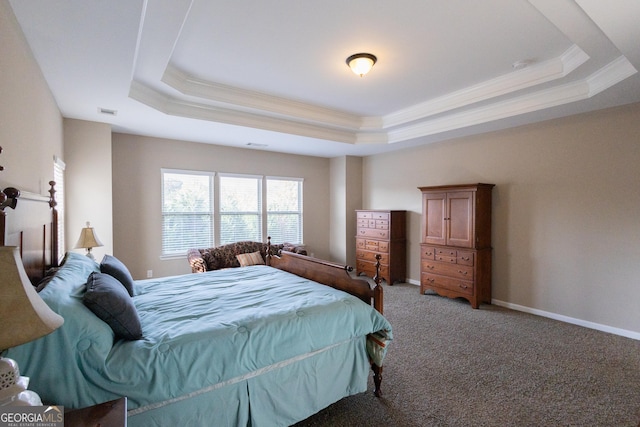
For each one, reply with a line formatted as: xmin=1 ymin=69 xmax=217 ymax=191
xmin=161 ymin=170 xmax=214 ymax=255
xmin=219 ymin=175 xmax=262 ymax=244
xmin=53 ymin=156 xmax=65 ymax=264
xmin=161 ymin=171 xmax=304 ymax=254
xmin=267 ymin=177 xmax=303 ymax=244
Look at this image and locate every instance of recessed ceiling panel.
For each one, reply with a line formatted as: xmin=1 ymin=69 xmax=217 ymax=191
xmin=170 ymin=0 xmax=572 ymax=117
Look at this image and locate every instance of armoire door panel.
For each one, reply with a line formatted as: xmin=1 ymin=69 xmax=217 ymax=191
xmin=447 ymin=191 xmax=474 ymax=248
xmin=423 ymin=192 xmax=446 ymax=245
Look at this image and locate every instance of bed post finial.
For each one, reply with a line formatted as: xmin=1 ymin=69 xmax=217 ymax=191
xmin=371 ymin=254 xmax=384 ymax=397
xmin=48 ymin=181 xmax=57 ymax=208
xmin=373 ymin=254 xmax=383 ymax=315
xmin=266 ymin=236 xmax=272 ymax=265
xmin=48 ymin=181 xmax=60 ymax=266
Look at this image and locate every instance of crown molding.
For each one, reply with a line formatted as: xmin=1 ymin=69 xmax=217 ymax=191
xmin=130 ymin=51 xmax=633 ymax=146
xmin=162 ymin=65 xmax=364 ymax=130
xmin=129 ymin=80 xmax=358 ymax=143
xmin=382 ymin=45 xmax=589 ymax=129
xmin=587 ymin=55 xmax=637 ymax=96
xmin=387 ymin=55 xmax=633 ymax=143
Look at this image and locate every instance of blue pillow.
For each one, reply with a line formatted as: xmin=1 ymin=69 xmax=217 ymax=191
xmin=83 ymin=272 xmax=142 ymax=340
xmin=100 ymin=255 xmax=135 ymax=296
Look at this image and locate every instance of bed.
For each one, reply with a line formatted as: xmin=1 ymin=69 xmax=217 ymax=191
xmin=1 ymin=180 xmax=392 ymax=426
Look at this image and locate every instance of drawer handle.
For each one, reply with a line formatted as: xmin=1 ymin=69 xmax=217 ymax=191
xmin=459 ymin=284 xmax=468 ymax=289
xmin=461 ymin=257 xmax=470 ymax=261
xmin=427 ymin=265 xmax=434 ymax=270
xmin=458 ymin=270 xmax=467 ymax=275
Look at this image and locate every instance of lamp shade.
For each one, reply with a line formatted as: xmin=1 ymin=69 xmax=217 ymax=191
xmin=0 ymin=247 xmax=64 ymax=350
xmin=74 ymin=222 xmax=103 ymax=249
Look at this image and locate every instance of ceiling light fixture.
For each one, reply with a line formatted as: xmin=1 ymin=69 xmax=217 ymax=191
xmin=346 ymin=53 xmax=377 ymax=77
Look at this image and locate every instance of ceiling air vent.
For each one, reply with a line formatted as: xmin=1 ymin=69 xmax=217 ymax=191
xmin=98 ymin=108 xmax=118 ymax=116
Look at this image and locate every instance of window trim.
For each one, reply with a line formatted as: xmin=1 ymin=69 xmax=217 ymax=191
xmin=217 ymin=173 xmax=263 ymax=245
xmin=160 ymin=170 xmax=304 ymax=257
xmin=265 ymin=176 xmax=304 ymax=244
xmin=161 ymin=168 xmax=215 ymax=257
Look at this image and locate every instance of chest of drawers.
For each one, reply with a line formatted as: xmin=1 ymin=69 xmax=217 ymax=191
xmin=355 ymin=210 xmax=406 ymax=285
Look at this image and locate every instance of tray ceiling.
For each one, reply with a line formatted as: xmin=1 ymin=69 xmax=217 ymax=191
xmin=9 ymin=0 xmax=640 ymax=157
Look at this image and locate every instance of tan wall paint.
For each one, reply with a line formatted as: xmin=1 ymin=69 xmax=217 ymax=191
xmin=0 ymin=0 xmax=63 ymax=192
xmin=63 ymin=119 xmax=113 ymax=260
xmin=111 ymin=133 xmax=331 ymax=279
xmin=344 ymin=156 xmax=363 ymax=267
xmin=329 ymin=156 xmax=362 ymax=265
xmin=363 ymin=103 xmax=640 ymax=334
xmin=329 ymin=157 xmax=347 ymax=262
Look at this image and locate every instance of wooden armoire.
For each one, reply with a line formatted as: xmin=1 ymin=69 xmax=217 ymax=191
xmin=418 ymin=183 xmax=494 ymax=308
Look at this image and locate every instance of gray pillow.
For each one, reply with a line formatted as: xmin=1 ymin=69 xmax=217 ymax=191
xmin=83 ymin=272 xmax=142 ymax=340
xmin=100 ymin=255 xmax=135 ymax=296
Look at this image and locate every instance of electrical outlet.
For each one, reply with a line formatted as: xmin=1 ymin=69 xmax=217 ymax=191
xmin=146 ymin=270 xmax=153 ymax=278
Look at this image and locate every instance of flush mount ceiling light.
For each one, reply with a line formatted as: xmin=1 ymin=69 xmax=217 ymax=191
xmin=346 ymin=53 xmax=377 ymax=77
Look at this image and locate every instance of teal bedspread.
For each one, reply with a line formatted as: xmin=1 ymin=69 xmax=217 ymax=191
xmin=6 ymin=253 xmax=392 ymax=426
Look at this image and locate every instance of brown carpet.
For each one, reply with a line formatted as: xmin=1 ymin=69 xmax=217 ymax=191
xmin=294 ymin=283 xmax=640 ymax=427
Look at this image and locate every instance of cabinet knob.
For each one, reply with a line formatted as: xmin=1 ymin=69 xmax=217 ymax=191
xmin=458 ymin=270 xmax=467 ymax=275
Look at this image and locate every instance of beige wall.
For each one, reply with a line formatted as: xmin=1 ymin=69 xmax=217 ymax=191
xmin=363 ymin=103 xmax=640 ymax=336
xmin=0 ymin=0 xmax=63 ymax=193
xmin=111 ymin=133 xmax=331 ymax=279
xmin=329 ymin=156 xmax=363 ymax=265
xmin=63 ymin=119 xmax=113 ymax=260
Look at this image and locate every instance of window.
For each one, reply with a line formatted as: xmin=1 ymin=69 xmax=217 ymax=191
xmin=267 ymin=177 xmax=303 ymax=244
xmin=53 ymin=156 xmax=65 ymax=264
xmin=218 ymin=174 xmax=262 ymax=244
xmin=161 ymin=170 xmax=214 ymax=255
xmin=161 ymin=170 xmax=303 ymax=256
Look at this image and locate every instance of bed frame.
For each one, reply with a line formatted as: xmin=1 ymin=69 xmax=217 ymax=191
xmin=1 ymin=177 xmax=59 ymax=285
xmin=266 ymin=241 xmax=385 ymax=396
xmin=1 ymin=160 xmax=386 ymax=397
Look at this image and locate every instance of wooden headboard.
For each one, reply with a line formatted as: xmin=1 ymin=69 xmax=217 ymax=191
xmin=1 ymin=180 xmax=60 ymax=285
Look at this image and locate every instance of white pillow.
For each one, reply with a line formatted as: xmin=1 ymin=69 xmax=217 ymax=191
xmin=236 ymin=251 xmax=265 ymax=267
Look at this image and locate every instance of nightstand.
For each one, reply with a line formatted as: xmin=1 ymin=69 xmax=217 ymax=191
xmin=64 ymin=397 xmax=127 ymax=427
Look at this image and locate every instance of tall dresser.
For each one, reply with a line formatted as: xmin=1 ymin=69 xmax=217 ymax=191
xmin=355 ymin=210 xmax=406 ymax=285
xmin=418 ymin=184 xmax=494 ymax=308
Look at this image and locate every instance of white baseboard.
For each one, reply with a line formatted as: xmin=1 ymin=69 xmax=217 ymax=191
xmin=492 ymin=299 xmax=640 ymax=341
xmin=401 ymin=279 xmax=639 ymax=341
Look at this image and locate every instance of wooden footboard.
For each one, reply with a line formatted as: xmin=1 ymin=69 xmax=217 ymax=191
xmin=265 ymin=244 xmax=386 ymax=397
xmin=266 ymin=249 xmax=383 ymax=315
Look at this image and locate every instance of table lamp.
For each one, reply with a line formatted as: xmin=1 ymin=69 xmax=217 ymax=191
xmin=0 ymin=246 xmax=64 ymax=406
xmin=74 ymin=221 xmax=103 ymax=260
